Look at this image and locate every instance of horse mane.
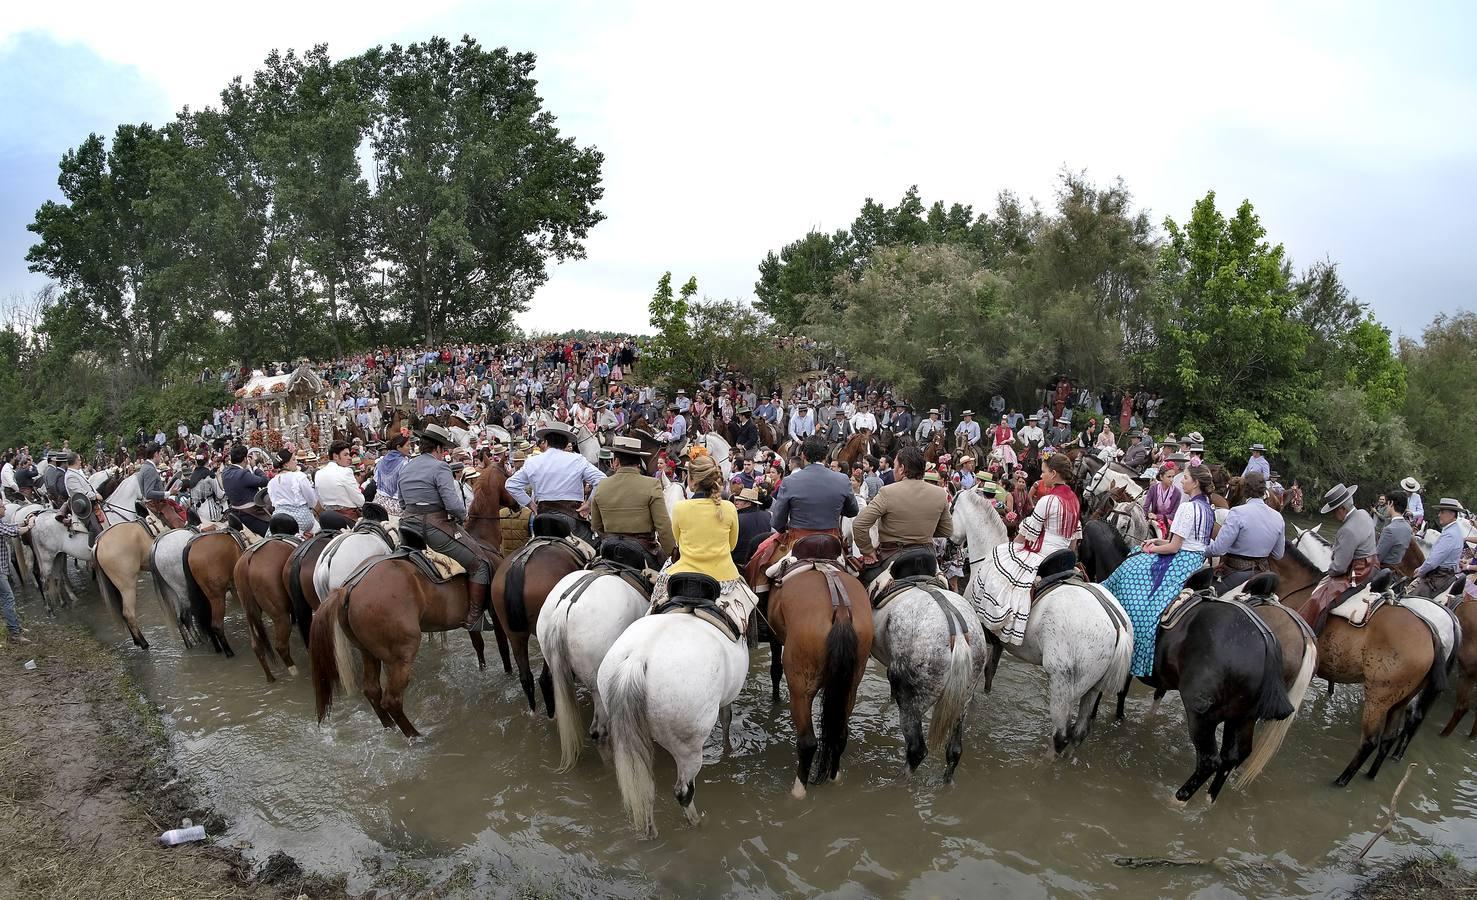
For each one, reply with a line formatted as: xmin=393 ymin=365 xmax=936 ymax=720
xmin=470 ymin=462 xmax=513 ymax=514
xmin=1283 ymin=539 xmax=1324 ymax=574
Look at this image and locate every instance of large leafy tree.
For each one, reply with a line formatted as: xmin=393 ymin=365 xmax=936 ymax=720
xmin=1402 ymin=312 xmax=1477 ymax=501
xmin=369 ymin=36 xmax=605 ymax=344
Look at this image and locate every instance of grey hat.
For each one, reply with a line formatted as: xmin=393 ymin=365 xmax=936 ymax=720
xmin=415 ymin=423 xmax=456 ymax=448
xmin=1437 ymin=497 xmax=1466 ymax=514
xmin=1319 ymin=483 xmax=1358 ymax=514
xmin=610 ymin=434 xmax=651 ymax=458
xmin=534 ymin=421 xmax=577 ymax=442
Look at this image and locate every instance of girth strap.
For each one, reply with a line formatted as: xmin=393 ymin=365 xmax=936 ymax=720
xmin=899 ymin=577 xmax=970 ymax=648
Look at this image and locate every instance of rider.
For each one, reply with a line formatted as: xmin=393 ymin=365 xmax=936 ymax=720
xmin=589 ymin=435 xmax=674 ymax=565
xmin=770 ymin=437 xmax=858 ymax=550
xmin=506 ymin=420 xmax=605 ymax=528
xmin=1243 ymin=443 xmax=1271 ymax=479
xmin=730 ymin=406 xmax=759 ymax=460
xmin=824 ymin=409 xmax=851 ymax=444
xmin=315 ymin=441 xmax=366 ymax=521
xmin=851 ymin=446 xmax=951 ymax=583
xmin=955 ymin=410 xmax=982 ymax=452
xmin=137 ymin=443 xmax=186 ymax=528
xmin=1301 ymin=483 xmax=1376 ymax=629
xmin=1410 ymin=497 xmax=1470 ymax=598
xmin=786 ymin=401 xmax=815 ymax=443
xmin=63 ymin=452 xmax=103 ymax=547
xmin=1374 ymin=492 xmax=1414 ymax=571
xmin=849 ymin=400 xmax=877 ymax=435
xmin=1400 ymin=477 xmax=1425 ymax=530
xmin=1206 ymin=471 xmax=1284 ymax=588
xmin=397 ymin=425 xmax=501 ymax=632
xmin=222 ymin=444 xmax=270 ymax=536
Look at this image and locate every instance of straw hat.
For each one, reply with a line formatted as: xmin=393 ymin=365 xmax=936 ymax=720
xmin=534 ymin=421 xmax=576 ymax=441
xmin=1319 ymin=483 xmax=1358 ymax=514
xmin=734 ymin=486 xmax=762 ymax=504
xmin=1437 ymin=497 xmax=1465 ymax=514
xmin=610 ymin=435 xmax=651 ymax=458
xmin=1400 ymin=477 xmax=1421 ymax=493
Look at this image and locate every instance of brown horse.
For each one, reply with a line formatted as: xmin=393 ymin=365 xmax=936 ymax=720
xmin=765 ymin=562 xmax=873 ymax=799
xmin=1272 ymin=544 xmax=1445 ymax=785
xmin=311 ymin=557 xmax=480 ymax=738
xmin=94 ymin=519 xmax=162 ymax=648
xmin=833 ymin=431 xmax=873 ymax=471
xmin=922 ymin=429 xmax=946 ymax=465
xmin=1440 ymin=591 xmax=1477 ymax=737
xmin=464 ymin=464 xmax=517 ymax=673
xmin=233 ymin=529 xmax=303 ymax=681
xmin=182 ymin=529 xmax=247 ymax=656
xmin=490 ymin=516 xmax=590 ymax=713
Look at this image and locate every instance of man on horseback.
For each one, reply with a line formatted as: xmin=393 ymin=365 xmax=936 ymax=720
xmin=851 ymin=447 xmax=951 ymax=583
xmin=730 ymin=406 xmax=759 ymax=460
xmin=590 ymin=435 xmax=674 ymax=565
xmin=398 ymin=425 xmax=503 ymax=632
xmin=770 ymin=437 xmax=858 ymax=547
xmin=787 ymin=402 xmax=815 ymax=443
xmin=137 ymin=443 xmax=186 ymax=529
xmin=315 ymin=441 xmax=366 ymax=521
xmin=849 ymin=400 xmax=877 ymax=435
xmin=891 ymin=402 xmax=914 ymax=441
xmin=222 ymin=444 xmax=270 ymax=536
xmin=1301 ymin=483 xmax=1376 ymax=629
xmin=1243 ymin=443 xmax=1271 ymax=479
xmin=1410 ymin=497 xmax=1470 ymax=598
xmin=62 ymin=452 xmax=103 ymax=547
xmin=506 ymin=420 xmax=605 ymax=528
xmin=823 ymin=409 xmax=851 ymax=444
xmin=955 ymin=410 xmax=981 ymax=455
xmin=1375 ymin=493 xmax=1414 ymax=570
xmin=1206 ymin=471 xmax=1284 ymax=588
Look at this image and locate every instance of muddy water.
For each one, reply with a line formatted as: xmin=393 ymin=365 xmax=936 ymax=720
xmin=31 ymin=567 xmax=1477 ymax=898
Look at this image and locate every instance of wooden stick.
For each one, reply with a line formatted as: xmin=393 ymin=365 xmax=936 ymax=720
xmin=1355 ymin=762 xmax=1417 ymax=862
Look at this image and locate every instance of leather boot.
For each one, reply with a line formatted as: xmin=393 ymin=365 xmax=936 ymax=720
xmin=464 ymin=579 xmax=489 ymax=631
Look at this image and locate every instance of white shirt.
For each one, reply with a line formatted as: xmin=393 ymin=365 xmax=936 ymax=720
xmin=917 ymin=418 xmax=944 ymax=440
xmin=314 ymin=460 xmax=365 ymax=509
xmin=850 ymin=412 xmax=877 ymax=432
xmin=1 ymin=463 xmax=15 ymax=491
xmin=1018 ymin=424 xmax=1044 ymax=446
xmin=506 ymin=447 xmax=605 ymax=506
xmin=268 ymin=470 xmax=319 ymax=509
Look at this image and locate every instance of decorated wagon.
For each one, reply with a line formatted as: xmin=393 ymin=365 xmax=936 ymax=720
xmin=232 ymin=366 xmax=328 ymax=453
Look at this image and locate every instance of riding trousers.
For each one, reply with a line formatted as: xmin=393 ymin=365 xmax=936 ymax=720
xmin=402 ymin=513 xmax=492 ymax=584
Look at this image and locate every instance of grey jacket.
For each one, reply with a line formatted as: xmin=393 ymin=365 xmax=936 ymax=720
xmin=1375 ymin=516 xmax=1414 ymax=566
xmin=398 ymin=453 xmax=467 ymax=521
xmin=771 ymin=463 xmax=858 ymax=531
xmin=136 ymin=460 xmax=167 ymax=501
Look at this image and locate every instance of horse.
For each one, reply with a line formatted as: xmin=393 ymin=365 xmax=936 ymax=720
xmin=181 ymin=526 xmax=247 ymax=655
xmin=1440 ymin=588 xmax=1477 ymax=738
xmin=490 ymin=510 xmax=589 ymax=713
xmin=97 ymin=470 xmax=143 ymax=526
xmin=1145 ymin=570 xmax=1295 ymax=802
xmin=921 ymin=429 xmax=946 ymax=465
xmin=4 ymin=502 xmax=46 ymax=592
xmin=598 ymin=603 xmax=749 ymax=837
xmin=94 ymin=516 xmax=167 ymax=649
xmin=951 ymin=488 xmax=1134 ymax=754
xmin=311 ymin=547 xmax=513 ymax=738
xmin=1088 ymin=488 xmax=1152 ymax=546
xmin=539 ymin=561 xmax=652 ymax=772
xmin=764 ymin=549 xmax=873 ymax=798
xmin=833 ymin=431 xmax=873 ymax=472
xmin=1272 ymin=532 xmax=1448 ymax=785
xmin=232 ymin=516 xmax=307 ymax=681
xmin=29 ymin=510 xmax=94 ymax=610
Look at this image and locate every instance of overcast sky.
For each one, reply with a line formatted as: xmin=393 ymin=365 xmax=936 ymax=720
xmin=3 ymin=1 xmax=1473 ymax=339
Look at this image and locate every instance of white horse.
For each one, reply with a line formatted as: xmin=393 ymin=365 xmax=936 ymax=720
xmin=869 ymin=558 xmax=986 ymax=777
xmin=99 ymin=474 xmax=143 ymax=526
xmin=659 ymin=471 xmax=686 ymax=522
xmin=311 ymin=516 xmax=399 ymax=602
xmin=4 ymin=502 xmax=45 ymax=589
xmin=697 ymin=431 xmax=733 ymax=482
xmin=953 ymin=487 xmax=1134 ymax=753
xmin=29 ymin=510 xmax=94 ymax=608
xmin=576 ymin=429 xmax=602 ymax=465
xmin=539 ymin=568 xmax=651 ymax=771
xmin=599 ymin=613 xmax=748 ymax=837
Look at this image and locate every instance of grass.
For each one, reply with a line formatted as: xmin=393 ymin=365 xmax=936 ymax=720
xmin=1356 ymin=853 xmax=1477 ymax=900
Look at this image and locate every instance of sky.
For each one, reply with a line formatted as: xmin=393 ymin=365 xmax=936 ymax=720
xmin=2 ymin=1 xmax=1474 ymax=340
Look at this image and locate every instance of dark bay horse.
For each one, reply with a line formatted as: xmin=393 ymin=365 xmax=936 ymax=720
xmin=1440 ymin=589 xmax=1477 ymax=738
xmin=182 ymin=527 xmax=247 ymax=656
xmin=490 ymin=514 xmax=588 ymax=713
xmin=1272 ymin=543 xmax=1446 ymax=785
xmin=833 ymin=431 xmax=874 ymax=471
xmin=1147 ymin=570 xmax=1294 ymax=802
xmin=765 ymin=556 xmax=873 ymax=798
xmin=232 ymin=517 xmax=304 ymax=681
xmin=464 ymin=464 xmax=517 ymax=673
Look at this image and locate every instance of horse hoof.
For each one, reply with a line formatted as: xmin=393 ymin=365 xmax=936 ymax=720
xmin=1332 ymin=776 xmax=1351 ymax=788
xmin=286 ymin=665 xmax=298 ymax=677
xmin=790 ymin=778 xmax=807 ymax=800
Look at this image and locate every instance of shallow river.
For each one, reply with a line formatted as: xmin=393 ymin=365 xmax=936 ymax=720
xmin=29 ymin=564 xmax=1477 ymax=898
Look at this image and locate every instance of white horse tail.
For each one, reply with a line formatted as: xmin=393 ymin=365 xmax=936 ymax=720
xmin=1096 ymin=601 xmax=1134 ymax=704
xmin=1234 ymin=633 xmax=1316 ymax=789
xmin=606 ymin=652 xmax=656 ymax=835
xmin=543 ymin=604 xmax=584 ymax=773
xmin=928 ymin=635 xmax=975 ymax=750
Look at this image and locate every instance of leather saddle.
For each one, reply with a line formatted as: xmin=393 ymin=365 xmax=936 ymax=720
xmin=865 ymin=546 xmax=944 ymax=606
xmin=1031 ymin=549 xmax=1081 ymax=603
xmin=559 ymin=537 xmax=659 ymax=606
xmin=1323 ymin=569 xmax=1396 ymax=630
xmin=793 ymin=533 xmax=844 ymax=561
xmin=653 ymin=573 xmax=743 ymax=641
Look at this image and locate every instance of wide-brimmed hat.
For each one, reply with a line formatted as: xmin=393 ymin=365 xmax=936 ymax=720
xmin=1186 ymin=431 xmax=1205 ymax=444
xmin=736 ymin=406 xmax=751 ymax=415
xmin=1319 ymin=483 xmax=1358 ymax=514
xmin=1166 ymin=452 xmax=1192 ymax=464
xmin=1160 ymin=438 xmax=1177 ymax=448
xmin=610 ymin=435 xmax=651 ymax=458
xmin=1249 ymin=443 xmax=1266 ymax=453
xmin=534 ymin=421 xmax=576 ymax=442
xmin=1056 ymin=416 xmax=1072 ymax=425
xmin=598 ymin=448 xmax=613 ymax=460
xmin=734 ymin=486 xmax=762 ymax=504
xmin=1437 ymin=497 xmax=1465 ymax=514
xmin=928 ymin=408 xmax=940 ymax=416
xmin=833 ymin=409 xmax=846 ymax=417
xmin=1400 ymin=477 xmax=1421 ymax=493
xmin=295 ymin=449 xmax=319 ymax=463
xmin=415 ymin=423 xmax=457 ymax=448
xmin=961 ymin=410 xmax=974 ymax=417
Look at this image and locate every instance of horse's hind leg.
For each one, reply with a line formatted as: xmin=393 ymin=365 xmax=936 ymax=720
xmin=887 ymin=664 xmax=927 ymax=774
xmin=272 ymin=611 xmax=296 ymax=675
xmin=1069 ymin=684 xmax=1099 ymax=747
xmin=512 ymin=634 xmax=537 ymax=712
xmin=943 ymin=717 xmax=965 ymax=782
xmin=789 ymin=680 xmax=818 ymax=796
xmin=672 ymin=739 xmax=705 ymax=827
xmin=539 ymin=660 xmax=555 ymax=720
xmin=1439 ymin=669 xmax=1473 ymax=737
xmin=769 ymin=638 xmax=784 ymax=703
xmin=361 ymin=655 xmax=394 ymax=728
xmin=981 ymin=632 xmax=1004 ymax=693
xmin=719 ymin=703 xmax=733 ymax=757
xmin=1366 ymin=703 xmax=1407 ymax=780
xmin=383 ymin=658 xmax=423 ymax=739
xmin=1209 ymin=718 xmax=1254 ymax=802
xmin=1046 ymin=667 xmax=1078 ymax=755
xmin=1114 ymin=670 xmax=1133 ymax=720
xmin=246 ymin=611 xmax=275 ymax=682
xmin=1335 ymin=694 xmax=1390 ymax=786
xmin=1174 ymin=709 xmax=1220 ymax=802
xmin=490 ymin=616 xmax=512 ymax=674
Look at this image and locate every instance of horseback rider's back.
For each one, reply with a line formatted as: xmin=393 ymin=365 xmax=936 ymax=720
xmin=590 ymin=465 xmax=674 ymax=562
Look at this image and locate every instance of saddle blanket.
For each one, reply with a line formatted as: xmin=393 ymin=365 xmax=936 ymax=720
xmin=423 ymin=547 xmax=465 ymax=580
xmin=650 ymin=572 xmax=758 ymax=638
xmin=1328 ymin=584 xmax=1379 ymax=627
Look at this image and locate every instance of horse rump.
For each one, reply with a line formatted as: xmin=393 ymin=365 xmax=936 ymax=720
xmin=180 ymin=542 xmax=215 ymax=649
xmin=309 ymin=586 xmax=356 ymax=724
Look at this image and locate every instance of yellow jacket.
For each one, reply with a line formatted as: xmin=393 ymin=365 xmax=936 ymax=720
xmin=667 ymin=496 xmax=740 ymax=581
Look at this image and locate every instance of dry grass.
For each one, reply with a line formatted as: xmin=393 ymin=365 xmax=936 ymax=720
xmin=1356 ymin=853 xmax=1477 ymax=900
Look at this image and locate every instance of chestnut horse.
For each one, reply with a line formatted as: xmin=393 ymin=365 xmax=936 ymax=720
xmin=1440 ymin=588 xmax=1477 ymax=738
xmin=833 ymin=431 xmax=874 ymax=472
xmin=765 ymin=560 xmax=873 ymax=799
xmin=490 ymin=514 xmax=589 ymax=714
xmin=232 ymin=517 xmax=304 ymax=681
xmin=1272 ymin=540 xmax=1446 ymax=785
xmin=465 ymin=464 xmax=520 ymax=674
xmin=182 ymin=528 xmax=247 ymax=656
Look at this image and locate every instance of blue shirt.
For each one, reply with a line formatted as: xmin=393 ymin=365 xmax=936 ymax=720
xmin=1242 ymin=455 xmax=1270 ymax=479
xmin=770 ymin=463 xmax=859 ymax=531
xmin=1207 ymin=498 xmax=1285 ymax=560
xmin=1418 ymin=520 xmax=1466 ymax=575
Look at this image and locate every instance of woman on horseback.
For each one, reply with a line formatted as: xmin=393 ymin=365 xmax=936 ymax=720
xmin=973 ymin=453 xmax=1082 ymax=646
xmin=652 ymin=453 xmax=759 ymax=627
xmin=1102 ymin=463 xmax=1215 ymax=677
xmin=267 ymin=449 xmax=319 ymax=536
xmin=1142 ymin=462 xmax=1182 ymax=540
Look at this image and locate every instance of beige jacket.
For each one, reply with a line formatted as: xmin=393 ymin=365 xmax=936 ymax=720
xmin=851 ymin=477 xmax=952 ymax=556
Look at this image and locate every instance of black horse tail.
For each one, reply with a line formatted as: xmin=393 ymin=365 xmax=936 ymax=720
xmin=1425 ymin=624 xmax=1449 ymax=695
xmin=24 ymin=533 xmax=44 ymax=597
xmin=286 ymin=542 xmax=314 ymax=646
xmin=180 ymin=539 xmax=216 ymax=652
xmin=505 ymin=551 xmax=529 ymax=633
xmin=95 ymin=564 xmax=124 ymax=620
xmin=817 ymin=614 xmax=861 ymax=782
xmin=1252 ymin=626 xmax=1295 ymax=723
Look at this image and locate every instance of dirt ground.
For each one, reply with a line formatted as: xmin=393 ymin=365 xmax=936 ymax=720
xmin=0 ymin=624 xmax=345 ymax=900
xmin=1354 ymin=855 xmax=1477 ymax=900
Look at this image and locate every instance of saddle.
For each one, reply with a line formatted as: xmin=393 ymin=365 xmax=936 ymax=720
xmin=343 ymin=545 xmax=461 ymax=592
xmin=1030 ymin=549 xmax=1081 ymax=604
xmin=765 ymin=533 xmax=849 ymax=583
xmin=652 ymin=572 xmax=743 ymax=641
xmin=560 ymin=540 xmax=658 ymax=606
xmin=351 ymin=517 xmax=397 ymax=551
xmin=1326 ymin=569 xmax=1397 ymax=629
xmin=1158 ymin=569 xmax=1285 ymax=665
xmin=865 ymin=546 xmax=943 ymax=606
xmin=524 ymin=513 xmax=597 ymax=566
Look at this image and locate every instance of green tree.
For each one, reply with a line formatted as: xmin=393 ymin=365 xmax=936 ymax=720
xmin=1402 ymin=312 xmax=1477 ymax=501
xmin=369 ymin=36 xmax=605 ymax=344
xmin=754 ymin=229 xmax=851 ymax=330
